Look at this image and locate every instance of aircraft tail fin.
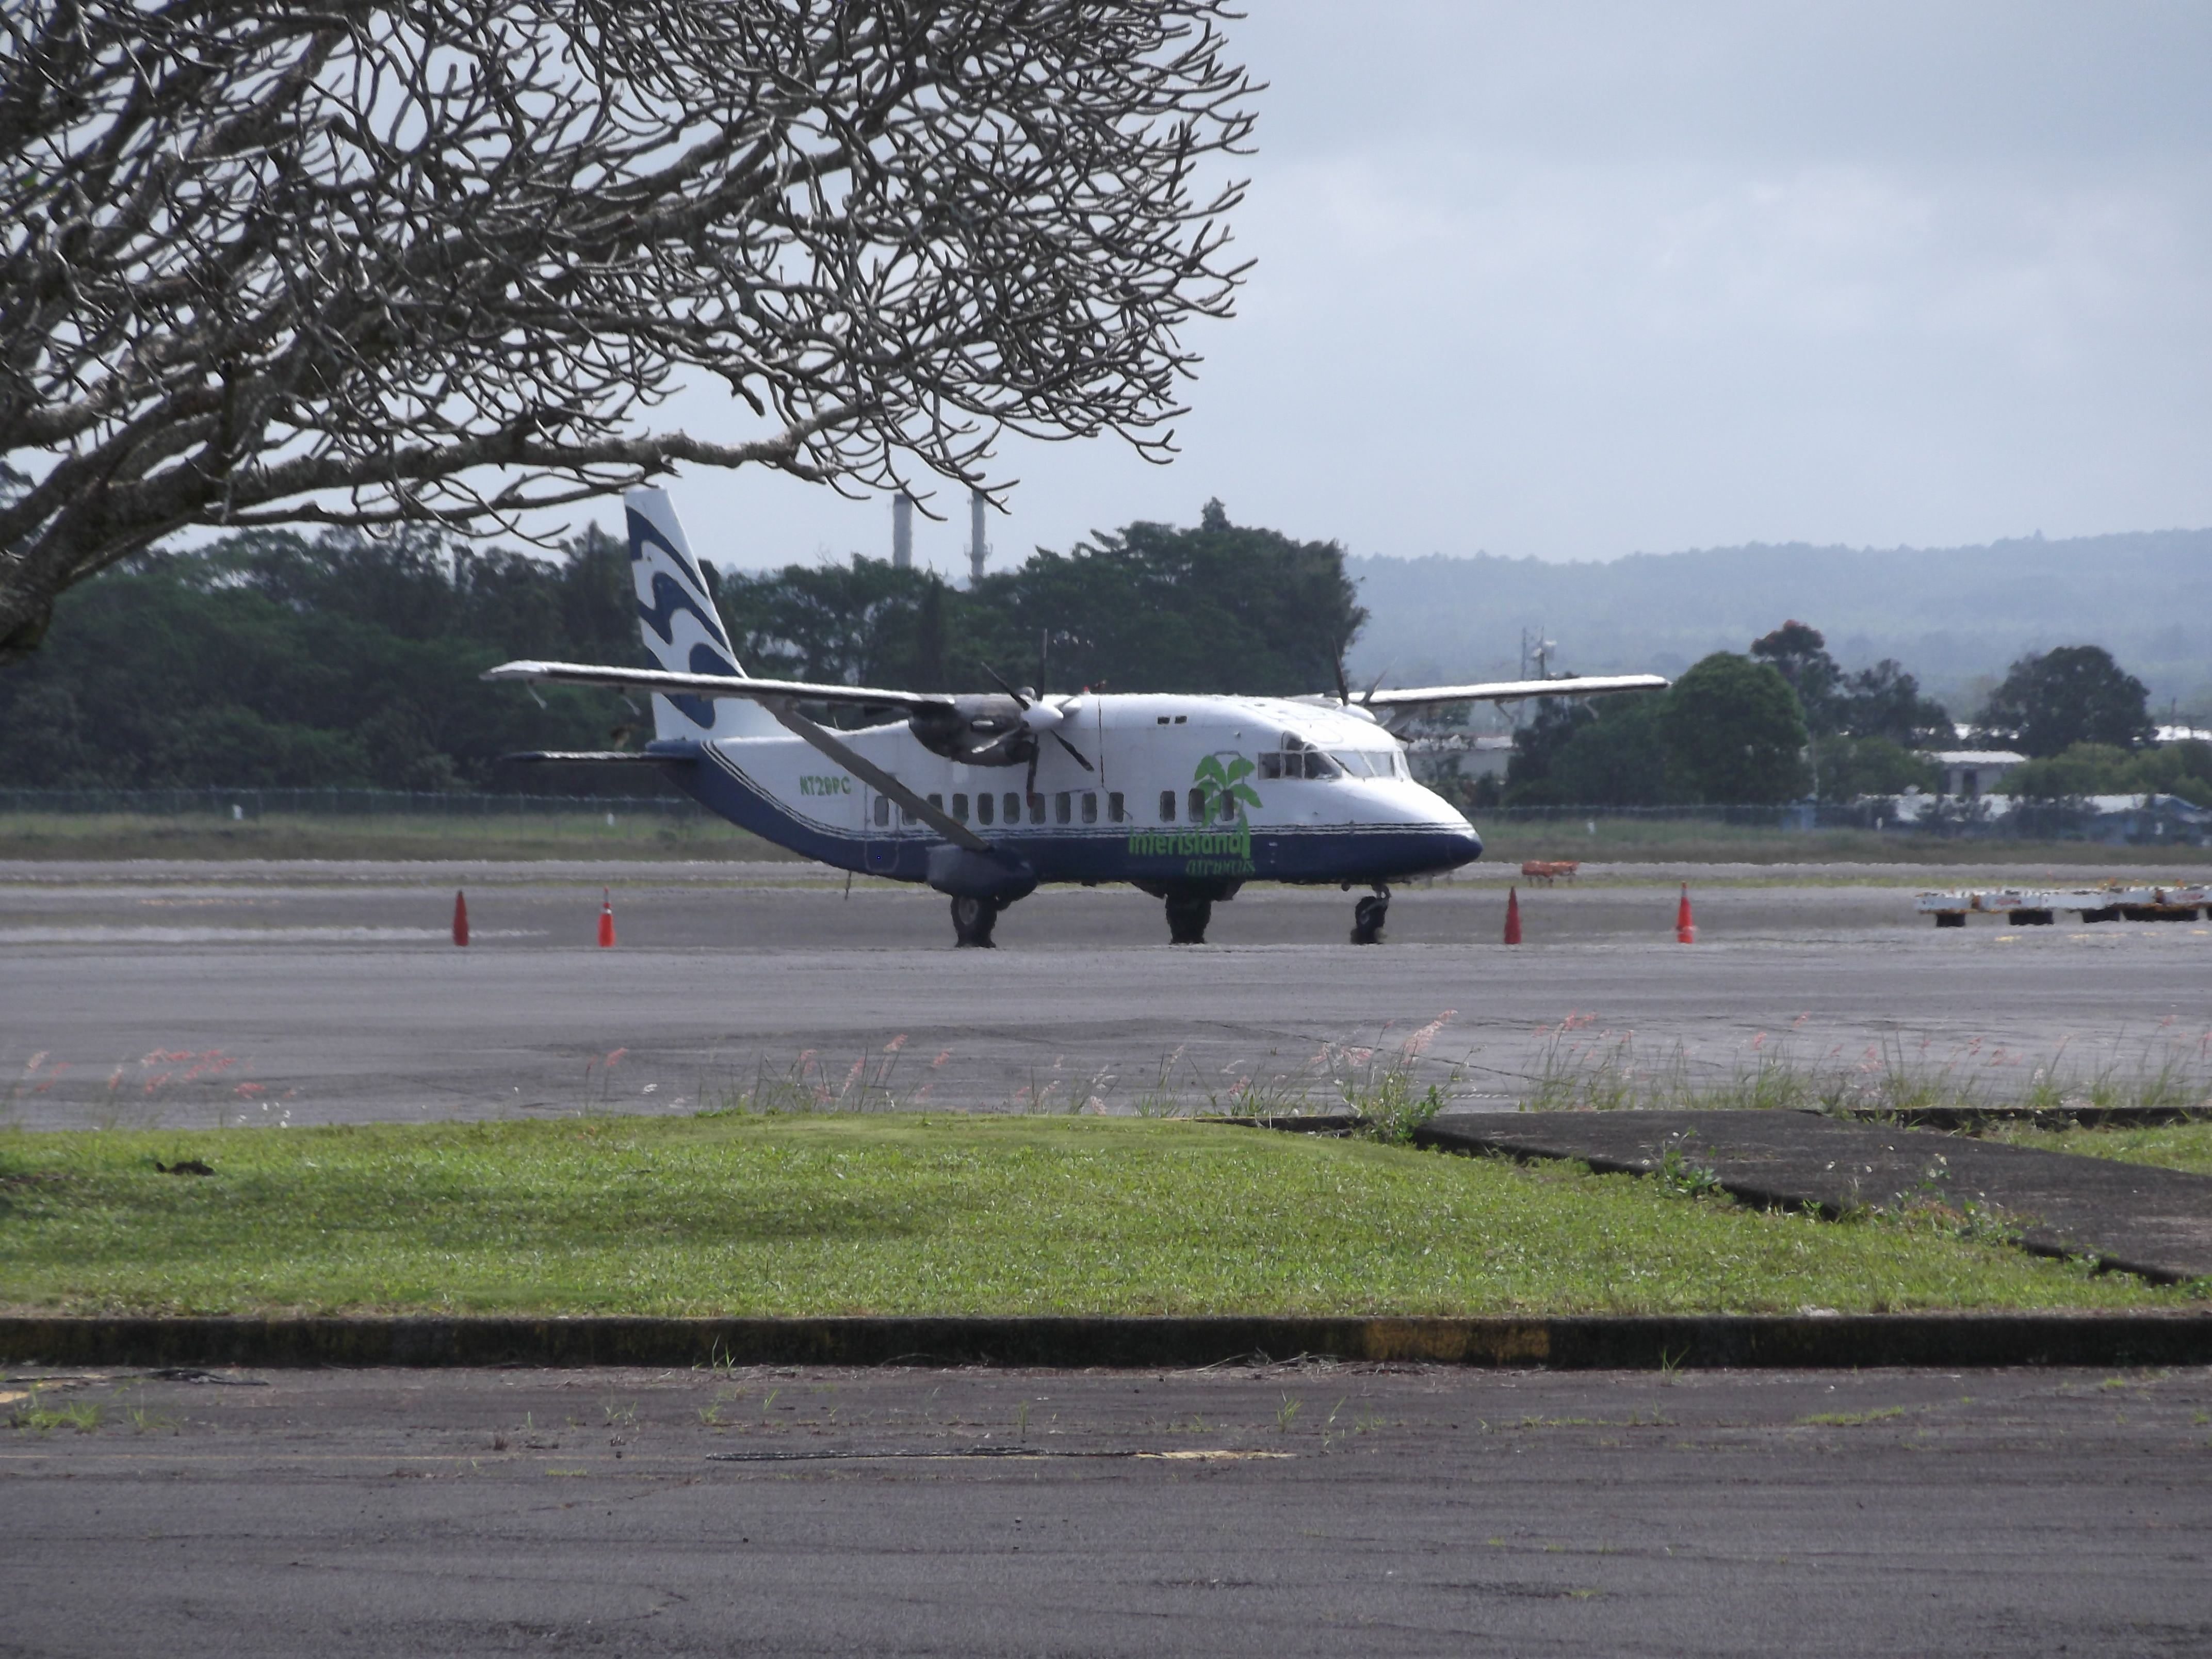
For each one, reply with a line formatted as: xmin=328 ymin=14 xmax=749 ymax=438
xmin=624 ymin=487 xmax=777 ymax=741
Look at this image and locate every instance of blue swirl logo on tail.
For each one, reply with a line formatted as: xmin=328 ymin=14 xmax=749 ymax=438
xmin=639 ymin=570 xmax=722 ymax=648
xmin=670 ymin=642 xmax=740 ymax=728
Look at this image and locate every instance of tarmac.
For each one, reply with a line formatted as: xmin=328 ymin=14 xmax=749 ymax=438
xmin=4 ymin=860 xmax=2209 ymax=1125
xmin=9 ymin=859 xmax=2212 ymax=1649
xmin=4 ymin=1360 xmax=2209 ymax=1657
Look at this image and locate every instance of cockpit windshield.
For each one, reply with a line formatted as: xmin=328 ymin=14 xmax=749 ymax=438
xmin=1255 ymin=733 xmax=1405 ymax=782
xmin=1330 ymin=749 xmax=1409 ymax=780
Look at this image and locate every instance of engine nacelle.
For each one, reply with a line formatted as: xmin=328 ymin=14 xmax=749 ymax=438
xmin=907 ymin=695 xmax=1031 ymax=767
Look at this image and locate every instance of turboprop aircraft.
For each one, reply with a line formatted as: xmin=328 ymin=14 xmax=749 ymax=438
xmin=484 ymin=489 xmax=1666 ymax=946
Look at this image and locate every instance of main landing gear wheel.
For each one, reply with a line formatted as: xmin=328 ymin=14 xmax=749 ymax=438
xmin=950 ymin=894 xmax=1000 ymax=948
xmin=1350 ymin=888 xmax=1390 ymax=946
xmin=1164 ymin=893 xmax=1213 ymax=945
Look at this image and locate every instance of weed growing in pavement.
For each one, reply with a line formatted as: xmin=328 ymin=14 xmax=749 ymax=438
xmin=1797 ymin=1406 xmax=1906 ymax=1427
xmin=123 ymin=1398 xmax=178 ymax=1435
xmin=9 ymin=1389 xmax=102 ymax=1434
xmin=1336 ymin=1013 xmax=1469 ymax=1141
xmin=700 ymin=1039 xmax=921 ymax=1115
xmin=1653 ymin=1137 xmax=1725 ymax=1200
xmin=1495 ymin=1020 xmax=2212 ymax=1121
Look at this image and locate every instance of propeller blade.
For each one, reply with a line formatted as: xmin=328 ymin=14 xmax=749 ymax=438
xmin=979 ymin=663 xmax=1029 ymax=708
xmin=759 ymin=701 xmax=991 ymax=855
xmin=1362 ymin=670 xmax=1388 ymax=706
xmin=1024 ymin=743 xmax=1040 ymax=800
xmin=1052 ymin=731 xmax=1096 ymax=772
xmin=1332 ymin=643 xmax=1352 ymax=707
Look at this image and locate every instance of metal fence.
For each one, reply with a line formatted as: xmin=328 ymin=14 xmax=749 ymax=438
xmin=1469 ymin=799 xmax=2207 ymax=845
xmin=0 ymin=786 xmax=717 ymax=822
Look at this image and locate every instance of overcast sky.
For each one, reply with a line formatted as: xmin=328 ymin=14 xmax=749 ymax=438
xmin=652 ymin=1 xmax=2212 ymax=576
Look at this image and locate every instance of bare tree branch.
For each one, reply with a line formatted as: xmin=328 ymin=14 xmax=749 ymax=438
xmin=0 ymin=0 xmax=1255 ymax=657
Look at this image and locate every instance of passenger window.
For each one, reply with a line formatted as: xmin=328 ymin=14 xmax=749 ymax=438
xmin=1108 ymin=792 xmax=1125 ymax=822
xmin=1173 ymin=714 xmax=1187 ymax=724
xmin=1004 ymin=792 xmax=1020 ymax=823
xmin=1187 ymin=786 xmax=1206 ymax=821
xmin=1056 ymin=791 xmax=1072 ymax=824
xmin=900 ymin=803 xmax=916 ymax=825
xmin=977 ymin=792 xmax=995 ymax=825
xmin=873 ymin=796 xmax=890 ymax=826
xmin=1082 ymin=792 xmax=1098 ymax=823
xmin=1159 ymin=790 xmax=1176 ymax=822
xmin=952 ymin=793 xmax=969 ymax=822
xmin=1028 ymin=793 xmax=1045 ymax=824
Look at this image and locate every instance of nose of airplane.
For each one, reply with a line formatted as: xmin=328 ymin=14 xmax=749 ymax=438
xmin=1378 ymin=780 xmax=1483 ymax=866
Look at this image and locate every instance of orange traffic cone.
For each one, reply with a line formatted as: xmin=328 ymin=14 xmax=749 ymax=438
xmin=597 ymin=888 xmax=616 ymax=949
xmin=452 ymin=890 xmax=469 ymax=948
xmin=1676 ymin=882 xmax=1696 ymax=944
xmin=1503 ymin=885 xmax=1522 ymax=945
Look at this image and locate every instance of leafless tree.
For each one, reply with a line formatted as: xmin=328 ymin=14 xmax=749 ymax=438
xmin=0 ymin=1 xmax=1254 ymax=658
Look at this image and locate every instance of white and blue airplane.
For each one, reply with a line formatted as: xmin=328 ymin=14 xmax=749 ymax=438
xmin=485 ymin=490 xmax=1666 ymax=946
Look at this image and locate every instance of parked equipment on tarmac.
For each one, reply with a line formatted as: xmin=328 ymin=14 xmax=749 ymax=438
xmin=1915 ymin=884 xmax=2207 ymax=928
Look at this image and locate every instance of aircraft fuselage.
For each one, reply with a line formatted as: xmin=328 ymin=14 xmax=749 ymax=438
xmin=656 ymin=691 xmax=1482 ymax=890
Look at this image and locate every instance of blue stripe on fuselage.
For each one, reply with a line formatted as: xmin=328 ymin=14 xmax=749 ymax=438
xmin=671 ymin=746 xmax=1482 ymax=886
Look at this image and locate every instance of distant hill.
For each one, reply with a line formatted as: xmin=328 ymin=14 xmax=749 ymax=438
xmin=1343 ymin=529 xmax=2212 ymax=718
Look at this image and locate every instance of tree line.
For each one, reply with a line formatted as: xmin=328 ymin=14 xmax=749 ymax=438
xmin=1482 ymin=622 xmax=2211 ymax=809
xmin=7 ymin=508 xmax=2203 ymax=811
xmin=0 ymin=502 xmax=1361 ymax=791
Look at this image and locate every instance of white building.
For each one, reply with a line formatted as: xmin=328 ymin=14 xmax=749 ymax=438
xmin=1927 ymin=750 xmax=2027 ymax=799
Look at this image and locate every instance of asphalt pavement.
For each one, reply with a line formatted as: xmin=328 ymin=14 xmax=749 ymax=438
xmin=4 ymin=861 xmax=2208 ymax=1124
xmin=5 ymin=1361 xmax=2208 ymax=1657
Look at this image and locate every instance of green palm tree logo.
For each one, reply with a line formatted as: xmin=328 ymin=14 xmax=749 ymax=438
xmin=1193 ymin=753 xmax=1262 ymax=822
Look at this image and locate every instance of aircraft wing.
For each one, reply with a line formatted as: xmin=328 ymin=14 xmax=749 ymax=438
xmin=482 ymin=659 xmax=951 ymax=713
xmin=1361 ymin=674 xmax=1670 ymax=711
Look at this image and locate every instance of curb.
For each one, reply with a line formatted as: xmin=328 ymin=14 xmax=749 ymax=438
xmin=4 ymin=1314 xmax=2210 ymax=1372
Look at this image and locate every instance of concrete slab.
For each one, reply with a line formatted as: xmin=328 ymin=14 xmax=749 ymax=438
xmin=1420 ymin=1110 xmax=2212 ymax=1282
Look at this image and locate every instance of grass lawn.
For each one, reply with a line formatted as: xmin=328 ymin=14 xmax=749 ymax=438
xmin=1982 ymin=1121 xmax=2212 ymax=1178
xmin=0 ymin=809 xmax=792 ymax=863
xmin=0 ymin=1117 xmax=2191 ymax=1318
xmin=1466 ymin=817 xmax=2211 ymax=867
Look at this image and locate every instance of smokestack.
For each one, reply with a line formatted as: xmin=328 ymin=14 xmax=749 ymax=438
xmin=891 ymin=492 xmax=914 ymax=570
xmin=967 ymin=487 xmax=989 ymax=587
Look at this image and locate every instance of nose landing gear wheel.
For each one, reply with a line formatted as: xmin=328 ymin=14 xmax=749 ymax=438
xmin=1165 ymin=893 xmax=1213 ymax=945
xmin=1351 ymin=889 xmax=1390 ymax=945
xmin=950 ymin=894 xmax=1000 ymax=948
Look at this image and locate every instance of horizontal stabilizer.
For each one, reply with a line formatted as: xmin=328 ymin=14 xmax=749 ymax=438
xmin=497 ymin=750 xmax=693 ymax=765
xmin=483 ymin=659 xmax=947 ymax=713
